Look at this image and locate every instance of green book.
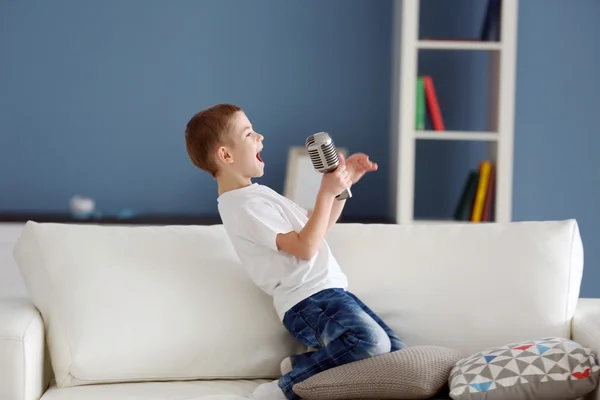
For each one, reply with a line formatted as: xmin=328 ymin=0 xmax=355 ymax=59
xmin=416 ymin=76 xmax=425 ymax=130
xmin=453 ymin=171 xmax=479 ymax=221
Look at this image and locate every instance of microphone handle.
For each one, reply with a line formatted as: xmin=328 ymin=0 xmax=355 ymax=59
xmin=336 ymin=187 xmax=352 ymax=201
xmin=331 ymin=157 xmax=352 ymax=201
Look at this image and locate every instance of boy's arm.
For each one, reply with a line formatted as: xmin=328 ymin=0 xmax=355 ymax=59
xmin=276 ymin=190 xmax=335 ymax=260
xmin=326 ymin=186 xmax=350 ymax=232
xmin=277 ymin=153 xmax=350 ymax=260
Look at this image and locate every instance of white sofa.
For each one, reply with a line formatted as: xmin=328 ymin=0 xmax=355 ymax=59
xmin=1 ymin=219 xmax=599 ymax=400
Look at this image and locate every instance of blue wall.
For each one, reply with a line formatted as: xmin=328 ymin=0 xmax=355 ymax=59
xmin=0 ymin=0 xmax=393 ymax=218
xmin=1 ymin=1 xmax=598 ymax=296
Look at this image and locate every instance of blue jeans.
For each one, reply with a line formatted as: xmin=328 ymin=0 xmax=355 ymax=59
xmin=278 ymin=288 xmax=406 ymax=400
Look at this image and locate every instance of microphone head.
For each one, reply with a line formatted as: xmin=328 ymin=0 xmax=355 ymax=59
xmin=306 ymin=132 xmax=339 ymax=173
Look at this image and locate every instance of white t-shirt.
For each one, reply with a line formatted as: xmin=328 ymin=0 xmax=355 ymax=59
xmin=217 ymin=183 xmax=348 ymax=320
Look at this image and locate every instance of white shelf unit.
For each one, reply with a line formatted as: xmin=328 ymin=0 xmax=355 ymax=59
xmin=389 ymin=0 xmax=518 ymax=225
xmin=417 ymin=40 xmax=503 ymax=51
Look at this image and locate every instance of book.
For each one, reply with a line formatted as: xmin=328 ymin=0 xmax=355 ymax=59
xmin=416 ymin=76 xmax=425 ymax=130
xmin=482 ymin=165 xmax=496 ymax=221
xmin=480 ymin=0 xmax=501 ymax=41
xmin=423 ymin=75 xmax=445 ymax=131
xmin=453 ymin=171 xmax=479 ymax=221
xmin=470 ymin=161 xmax=493 ymax=222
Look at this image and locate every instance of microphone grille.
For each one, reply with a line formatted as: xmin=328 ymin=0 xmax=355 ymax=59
xmin=320 ymin=140 xmax=338 ymax=169
xmin=305 ymin=132 xmax=339 ymax=172
xmin=308 ymin=147 xmax=324 ymax=170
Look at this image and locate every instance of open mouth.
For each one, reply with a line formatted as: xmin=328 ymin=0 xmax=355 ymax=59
xmin=256 ymin=152 xmax=263 ymax=163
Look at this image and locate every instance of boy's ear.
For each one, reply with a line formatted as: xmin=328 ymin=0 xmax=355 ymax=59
xmin=216 ymin=145 xmax=234 ymax=164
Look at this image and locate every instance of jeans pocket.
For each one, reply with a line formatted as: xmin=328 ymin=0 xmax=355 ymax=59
xmin=284 ymin=311 xmax=320 ymax=349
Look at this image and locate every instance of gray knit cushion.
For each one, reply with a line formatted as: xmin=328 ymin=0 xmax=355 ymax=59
xmin=292 ymin=345 xmax=462 ymax=399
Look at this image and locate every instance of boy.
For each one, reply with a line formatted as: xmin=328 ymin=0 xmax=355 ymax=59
xmin=185 ymin=104 xmax=405 ymax=400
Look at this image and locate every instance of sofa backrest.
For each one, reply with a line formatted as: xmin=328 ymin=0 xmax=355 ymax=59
xmin=325 ymin=220 xmax=583 ymax=356
xmin=12 ymin=219 xmax=583 ymax=388
xmin=0 ymin=223 xmax=29 ymax=299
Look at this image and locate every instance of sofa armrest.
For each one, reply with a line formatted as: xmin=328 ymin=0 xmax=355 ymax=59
xmin=572 ymin=298 xmax=600 ymax=400
xmin=0 ymin=298 xmax=48 ymax=400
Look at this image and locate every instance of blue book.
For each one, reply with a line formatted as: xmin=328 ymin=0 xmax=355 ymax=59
xmin=480 ymin=0 xmax=501 ymax=41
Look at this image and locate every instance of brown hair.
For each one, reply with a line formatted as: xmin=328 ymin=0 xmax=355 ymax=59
xmin=185 ymin=103 xmax=242 ymax=177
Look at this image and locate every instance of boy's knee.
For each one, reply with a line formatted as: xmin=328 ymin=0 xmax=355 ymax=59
xmin=366 ymin=330 xmax=391 ymax=356
xmin=352 ymin=324 xmax=391 ymax=358
xmin=390 ymin=336 xmax=407 ymax=352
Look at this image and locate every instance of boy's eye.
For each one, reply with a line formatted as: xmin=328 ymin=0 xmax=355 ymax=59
xmin=246 ymin=132 xmax=252 ymax=137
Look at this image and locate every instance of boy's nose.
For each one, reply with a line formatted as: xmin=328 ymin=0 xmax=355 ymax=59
xmin=257 ymin=133 xmax=264 ymax=142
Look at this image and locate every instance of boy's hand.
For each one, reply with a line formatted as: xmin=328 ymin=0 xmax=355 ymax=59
xmin=320 ymin=153 xmax=352 ymax=198
xmin=346 ymin=153 xmax=378 ymax=184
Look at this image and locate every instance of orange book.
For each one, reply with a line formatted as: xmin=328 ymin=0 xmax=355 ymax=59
xmin=482 ymin=165 xmax=496 ymax=221
xmin=422 ymin=75 xmax=445 ymax=131
xmin=470 ymin=161 xmax=492 ymax=222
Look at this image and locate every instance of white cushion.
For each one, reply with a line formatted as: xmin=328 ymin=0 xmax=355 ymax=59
xmin=13 ymin=219 xmax=583 ymax=389
xmin=40 ymin=379 xmax=265 ymax=400
xmin=13 ymin=222 xmax=304 ymax=388
xmin=325 ymin=220 xmax=583 ymax=356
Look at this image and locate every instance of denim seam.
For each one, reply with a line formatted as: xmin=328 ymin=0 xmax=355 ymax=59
xmin=295 ymin=311 xmax=321 ymax=348
xmin=287 ymin=334 xmax=360 ymax=388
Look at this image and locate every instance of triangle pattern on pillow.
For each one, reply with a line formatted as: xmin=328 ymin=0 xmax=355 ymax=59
xmin=449 ymin=337 xmax=600 ymax=396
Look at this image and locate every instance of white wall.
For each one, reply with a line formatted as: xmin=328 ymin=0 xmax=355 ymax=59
xmin=0 ymin=223 xmax=29 ymax=299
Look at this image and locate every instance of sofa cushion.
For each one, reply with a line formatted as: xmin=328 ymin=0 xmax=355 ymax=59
xmin=448 ymin=337 xmax=600 ymax=399
xmin=13 ymin=222 xmax=304 ymax=388
xmin=293 ymin=345 xmax=462 ymax=399
xmin=39 ymin=379 xmax=265 ymax=400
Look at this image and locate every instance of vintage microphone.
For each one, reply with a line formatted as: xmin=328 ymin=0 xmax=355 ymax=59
xmin=305 ymin=132 xmax=352 ymax=201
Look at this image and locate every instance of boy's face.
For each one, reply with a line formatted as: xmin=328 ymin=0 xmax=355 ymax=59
xmin=219 ymin=111 xmax=265 ymax=179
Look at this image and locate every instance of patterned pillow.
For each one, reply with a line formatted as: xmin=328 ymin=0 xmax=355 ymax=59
xmin=293 ymin=345 xmax=462 ymax=399
xmin=448 ymin=337 xmax=600 ymax=400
